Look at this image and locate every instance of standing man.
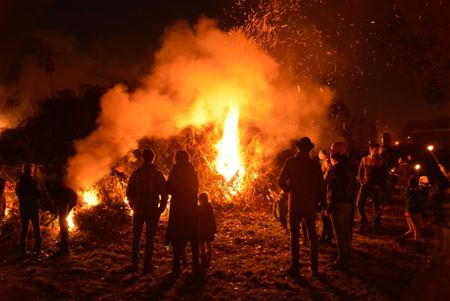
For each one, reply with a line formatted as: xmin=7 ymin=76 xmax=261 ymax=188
xmin=166 ymin=150 xmax=200 ymax=275
xmin=279 ymin=137 xmax=324 ymax=277
xmin=126 ymin=149 xmax=168 ymax=273
xmin=46 ymin=176 xmax=77 ymax=255
xmin=356 ymin=142 xmax=388 ymax=232
xmin=326 ymin=142 xmax=354 ymax=268
xmin=16 ymin=163 xmax=42 ymax=258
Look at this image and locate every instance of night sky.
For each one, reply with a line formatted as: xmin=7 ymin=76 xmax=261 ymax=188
xmin=1 ymin=0 xmax=449 ymax=134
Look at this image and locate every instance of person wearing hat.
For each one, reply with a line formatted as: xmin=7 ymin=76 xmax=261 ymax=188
xmin=279 ymin=137 xmax=324 ymax=277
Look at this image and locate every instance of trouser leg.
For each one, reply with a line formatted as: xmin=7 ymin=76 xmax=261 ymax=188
xmin=301 ymin=221 xmax=309 ymax=245
xmin=331 ymin=204 xmax=353 ymax=261
xmin=19 ymin=215 xmax=29 ymax=255
xmin=132 ymin=214 xmax=144 ymax=267
xmin=289 ymin=216 xmax=300 ymax=267
xmin=58 ymin=204 xmax=70 ymax=251
xmin=144 ymin=216 xmax=159 ymax=268
xmin=373 ymin=187 xmax=382 ymax=228
xmin=305 ymin=217 xmax=318 ymax=271
xmin=30 ymin=212 xmax=41 ymax=254
xmin=356 ymin=186 xmax=368 ymax=226
xmin=321 ymin=213 xmax=333 ymax=240
xmin=343 ymin=204 xmax=353 ymax=259
xmin=191 ymin=238 xmax=200 ymax=270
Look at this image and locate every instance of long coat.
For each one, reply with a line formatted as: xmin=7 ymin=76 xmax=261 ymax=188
xmin=165 ymin=162 xmax=199 ymax=243
xmin=278 ymin=153 xmax=324 ymax=220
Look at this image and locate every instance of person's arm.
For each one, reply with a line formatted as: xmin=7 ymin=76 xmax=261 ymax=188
xmin=357 ymin=158 xmax=364 ymax=185
xmin=126 ymin=172 xmax=137 ymax=208
xmin=210 ymin=204 xmax=217 ymax=234
xmin=278 ymin=161 xmax=290 ymax=192
xmin=439 ymin=164 xmax=449 ymax=180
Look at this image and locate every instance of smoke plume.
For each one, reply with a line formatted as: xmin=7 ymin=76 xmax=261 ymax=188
xmin=65 ymin=17 xmax=332 ymax=191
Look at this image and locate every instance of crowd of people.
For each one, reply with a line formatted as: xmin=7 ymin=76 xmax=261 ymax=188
xmin=1 ymin=137 xmax=449 ymax=280
xmin=277 ymin=137 xmax=450 ymax=277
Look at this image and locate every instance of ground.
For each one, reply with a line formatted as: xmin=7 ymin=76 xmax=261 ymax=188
xmin=1 ymin=199 xmax=449 ymax=301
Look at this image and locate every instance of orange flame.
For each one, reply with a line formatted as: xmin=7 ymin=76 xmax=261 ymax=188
xmin=81 ymin=188 xmax=100 ymax=207
xmin=216 ymin=107 xmax=244 ymax=182
xmin=67 ymin=211 xmax=75 ymax=231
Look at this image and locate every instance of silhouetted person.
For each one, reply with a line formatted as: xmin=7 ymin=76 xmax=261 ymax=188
xmin=46 ymin=179 xmax=77 ymax=254
xmin=197 ymin=192 xmax=216 ymax=266
xmin=430 ymin=168 xmax=450 ymax=267
xmin=397 ymin=176 xmax=423 ymax=245
xmin=326 ymin=142 xmax=353 ymax=268
xmin=356 ymin=142 xmax=388 ymax=232
xmin=126 ymin=149 xmax=168 ymax=273
xmin=318 ymin=149 xmax=333 ymax=243
xmin=16 ymin=163 xmax=42 ymax=257
xmin=166 ymin=150 xmax=199 ymax=275
xmin=279 ymin=137 xmax=324 ymax=277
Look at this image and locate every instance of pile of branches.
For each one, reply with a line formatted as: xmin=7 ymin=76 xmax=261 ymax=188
xmin=139 ymin=126 xmax=283 ymax=209
xmin=73 ymin=174 xmax=132 ymax=242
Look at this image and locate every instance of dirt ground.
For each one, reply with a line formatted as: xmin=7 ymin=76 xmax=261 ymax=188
xmin=1 ymin=199 xmax=449 ymax=301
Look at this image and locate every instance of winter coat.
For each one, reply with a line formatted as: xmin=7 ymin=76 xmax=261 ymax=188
xmin=326 ymin=155 xmax=353 ymax=211
xmin=197 ymin=202 xmax=217 ymax=242
xmin=357 ymin=155 xmax=388 ymax=187
xmin=278 ymin=153 xmax=324 ymax=220
xmin=16 ymin=174 xmax=41 ymax=215
xmin=126 ymin=163 xmax=167 ymax=216
xmin=165 ymin=162 xmax=199 ymax=243
xmin=404 ymin=187 xmax=422 ymax=214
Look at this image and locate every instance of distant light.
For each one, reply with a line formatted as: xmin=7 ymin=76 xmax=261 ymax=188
xmin=394 ymin=141 xmax=400 ymax=146
xmin=427 ymin=145 xmax=434 ymax=151
xmin=415 ymin=164 xmax=421 ymax=170
xmin=407 ymin=136 xmax=411 ymax=139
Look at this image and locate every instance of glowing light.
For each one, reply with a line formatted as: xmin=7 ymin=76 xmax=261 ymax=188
xmin=4 ymin=208 xmax=10 ymax=218
xmin=216 ymin=107 xmax=244 ymax=181
xmin=394 ymin=141 xmax=400 ymax=146
xmin=415 ymin=164 xmax=421 ymax=171
xmin=427 ymin=145 xmax=434 ymax=151
xmin=82 ymin=188 xmax=100 ymax=207
xmin=67 ymin=211 xmax=75 ymax=231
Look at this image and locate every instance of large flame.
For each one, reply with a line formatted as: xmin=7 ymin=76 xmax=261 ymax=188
xmin=216 ymin=107 xmax=244 ymax=181
xmin=81 ymin=188 xmax=100 ymax=207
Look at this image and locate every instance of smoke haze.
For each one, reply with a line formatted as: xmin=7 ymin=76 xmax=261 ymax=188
xmin=65 ymin=17 xmax=333 ymax=191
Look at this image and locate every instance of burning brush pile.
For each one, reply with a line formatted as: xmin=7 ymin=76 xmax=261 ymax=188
xmin=68 ymin=116 xmax=279 ymax=243
xmin=2 ymin=16 xmax=333 ymax=246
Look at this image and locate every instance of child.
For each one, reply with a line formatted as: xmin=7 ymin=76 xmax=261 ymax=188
xmin=197 ymin=192 xmax=217 ymax=265
xmin=397 ymin=176 xmax=423 ymax=245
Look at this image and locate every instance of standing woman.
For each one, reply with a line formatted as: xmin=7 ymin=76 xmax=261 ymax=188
xmin=166 ymin=150 xmax=200 ymax=275
xmin=16 ymin=163 xmax=42 ymax=258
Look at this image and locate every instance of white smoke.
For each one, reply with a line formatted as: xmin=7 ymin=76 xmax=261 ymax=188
xmin=65 ymin=17 xmax=333 ymax=191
